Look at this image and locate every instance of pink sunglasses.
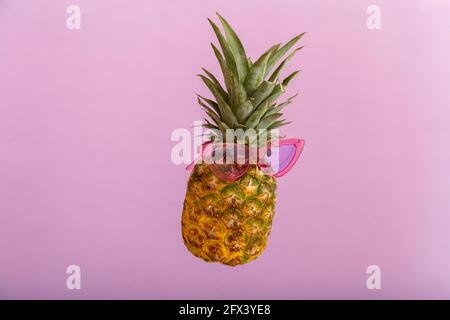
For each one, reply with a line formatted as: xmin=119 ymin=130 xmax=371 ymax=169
xmin=186 ymin=138 xmax=305 ymax=182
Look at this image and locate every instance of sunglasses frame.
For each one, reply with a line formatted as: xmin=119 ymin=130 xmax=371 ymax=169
xmin=186 ymin=138 xmax=305 ymax=180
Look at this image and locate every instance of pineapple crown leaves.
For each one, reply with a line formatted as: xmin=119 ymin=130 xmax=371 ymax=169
xmin=197 ymin=13 xmax=305 ymax=137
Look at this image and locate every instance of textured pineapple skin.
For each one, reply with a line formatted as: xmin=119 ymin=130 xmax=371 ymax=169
xmin=181 ymin=164 xmax=277 ymax=266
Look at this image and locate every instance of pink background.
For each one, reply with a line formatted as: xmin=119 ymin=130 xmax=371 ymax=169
xmin=1 ymin=0 xmax=450 ymax=299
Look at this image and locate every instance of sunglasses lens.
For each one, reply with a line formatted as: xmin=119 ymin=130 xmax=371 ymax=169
xmin=206 ymin=144 xmax=249 ymax=181
xmin=261 ymin=144 xmax=297 ymax=175
xmin=209 ymin=164 xmax=248 ymax=182
xmin=209 ymin=144 xmax=249 ymax=165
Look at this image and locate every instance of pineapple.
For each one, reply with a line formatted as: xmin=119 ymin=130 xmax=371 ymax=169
xmin=182 ymin=13 xmax=304 ymax=266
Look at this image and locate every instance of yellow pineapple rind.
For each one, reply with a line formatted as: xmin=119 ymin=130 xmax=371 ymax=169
xmin=181 ymin=164 xmax=276 ymax=266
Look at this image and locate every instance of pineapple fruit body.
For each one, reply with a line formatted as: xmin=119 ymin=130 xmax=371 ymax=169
xmin=181 ymin=164 xmax=276 ymax=266
xmin=180 ymin=14 xmax=304 ymax=266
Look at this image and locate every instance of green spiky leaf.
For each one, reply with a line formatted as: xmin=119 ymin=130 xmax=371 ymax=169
xmin=265 ymin=83 xmax=284 ymax=106
xmin=201 ymin=68 xmax=228 ymax=103
xmin=264 ymin=93 xmax=298 ymax=117
xmin=196 ymin=93 xmax=221 ymax=116
xmin=268 ymin=47 xmax=303 ymax=82
xmin=264 ymin=101 xmax=291 ymax=118
xmin=257 ymin=113 xmax=283 ymax=129
xmin=211 ymin=44 xmax=234 ymax=98
xmin=244 ymin=45 xmax=278 ymax=95
xmin=211 ymin=44 xmax=247 ymax=112
xmin=229 ymin=74 xmax=247 ymax=112
xmin=197 ymin=97 xmax=221 ymax=120
xmin=251 ymin=80 xmax=276 ymax=107
xmin=247 ymin=57 xmax=253 ymax=68
xmin=266 ymin=33 xmax=305 ymax=76
xmin=245 ymin=100 xmax=271 ymax=128
xmin=268 ymin=120 xmax=291 ymax=129
xmin=198 ymin=75 xmax=239 ymax=128
xmin=217 ymin=13 xmax=249 ymax=82
xmin=282 ymin=70 xmax=300 ymax=86
xmin=206 ymin=110 xmax=230 ymax=132
xmin=208 ymin=18 xmax=238 ymax=77
xmin=202 ymin=120 xmax=219 ymax=130
xmin=205 ymin=109 xmax=221 ymax=125
xmin=235 ymin=100 xmax=254 ymax=124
